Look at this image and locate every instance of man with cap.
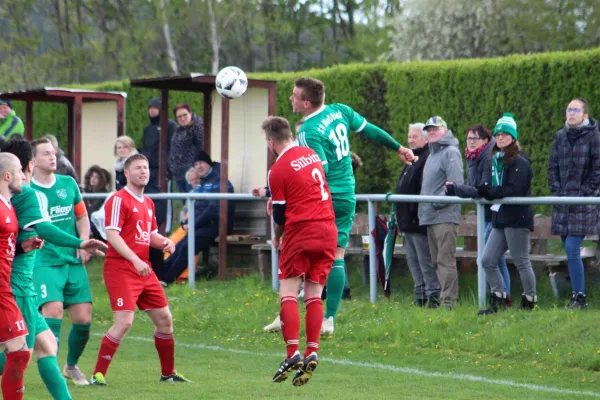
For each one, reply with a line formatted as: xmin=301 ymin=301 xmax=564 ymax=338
xmin=0 ymin=98 xmax=25 ymax=139
xmin=158 ymin=151 xmax=235 ymax=284
xmin=418 ymin=116 xmax=464 ymax=309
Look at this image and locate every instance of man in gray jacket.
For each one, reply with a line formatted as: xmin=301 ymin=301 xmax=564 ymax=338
xmin=418 ymin=116 xmax=464 ymax=308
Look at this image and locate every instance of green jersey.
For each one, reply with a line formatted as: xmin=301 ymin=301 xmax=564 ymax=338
xmin=31 ymin=175 xmax=82 ymax=268
xmin=297 ymin=103 xmax=400 ymax=194
xmin=11 ymin=185 xmax=51 ymax=297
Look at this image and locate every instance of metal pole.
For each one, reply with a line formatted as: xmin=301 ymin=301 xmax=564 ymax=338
xmin=187 ymin=198 xmax=196 ymax=290
xmin=368 ymin=200 xmax=377 ymax=304
xmin=476 ymin=202 xmax=486 ymax=308
xmin=270 ymin=217 xmax=279 ymax=292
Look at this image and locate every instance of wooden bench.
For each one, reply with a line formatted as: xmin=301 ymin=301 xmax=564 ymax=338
xmin=253 ymin=212 xmax=599 ymax=294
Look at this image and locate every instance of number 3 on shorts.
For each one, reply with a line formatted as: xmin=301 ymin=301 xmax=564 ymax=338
xmin=117 ymin=298 xmax=124 ymax=307
xmin=40 ymin=284 xmax=47 ymax=299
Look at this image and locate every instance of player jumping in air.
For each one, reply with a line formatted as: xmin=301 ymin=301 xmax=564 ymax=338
xmin=91 ymin=154 xmax=190 ymax=385
xmin=291 ymin=77 xmax=415 ymax=334
xmin=0 ymin=138 xmax=105 ymax=399
xmin=30 ymin=138 xmax=96 ymax=385
xmin=264 ymin=117 xmax=338 ymax=386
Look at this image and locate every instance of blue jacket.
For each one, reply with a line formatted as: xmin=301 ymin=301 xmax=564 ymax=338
xmin=190 ymin=162 xmax=235 ymax=236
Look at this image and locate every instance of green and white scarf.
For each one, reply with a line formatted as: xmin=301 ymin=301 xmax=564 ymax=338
xmin=491 ymin=152 xmax=504 ymax=187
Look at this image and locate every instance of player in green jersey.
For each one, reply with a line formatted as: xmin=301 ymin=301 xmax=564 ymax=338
xmin=291 ymin=77 xmax=415 ymax=334
xmin=0 ymin=138 xmax=106 ymax=398
xmin=30 ymin=138 xmax=102 ymax=386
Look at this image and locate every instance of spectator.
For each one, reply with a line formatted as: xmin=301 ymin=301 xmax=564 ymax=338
xmin=43 ymin=134 xmax=80 ymax=183
xmin=419 ymin=116 xmax=464 ymax=309
xmin=159 ymin=151 xmax=235 ymax=284
xmin=478 ymin=113 xmax=537 ymax=314
xmin=445 ymin=125 xmax=512 ymax=306
xmin=178 ymin=167 xmax=203 ymax=225
xmin=548 ymin=98 xmax=600 ymax=310
xmin=142 ymin=98 xmax=176 ymax=229
xmin=0 ymin=98 xmax=24 ymax=139
xmin=83 ymin=165 xmax=111 ymax=214
xmin=169 ymin=104 xmax=204 ymax=195
xmin=396 ymin=123 xmax=440 ymax=307
xmin=113 ymin=136 xmax=138 ymax=191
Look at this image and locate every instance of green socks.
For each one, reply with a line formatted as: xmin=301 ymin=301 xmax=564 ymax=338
xmin=46 ymin=318 xmax=63 ymax=352
xmin=67 ymin=323 xmax=90 ymax=367
xmin=0 ymin=352 xmax=5 ymax=375
xmin=38 ymin=355 xmax=73 ymax=400
xmin=325 ymin=259 xmax=346 ymax=319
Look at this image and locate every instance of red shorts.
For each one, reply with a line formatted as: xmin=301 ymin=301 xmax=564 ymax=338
xmin=104 ymin=258 xmax=168 ymax=312
xmin=0 ymin=292 xmax=28 ymax=344
xmin=278 ymin=221 xmax=337 ymax=286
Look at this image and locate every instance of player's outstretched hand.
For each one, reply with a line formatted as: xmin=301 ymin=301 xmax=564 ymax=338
xmin=266 ymin=198 xmax=273 ymax=216
xmin=80 ymin=239 xmax=107 ymax=257
xmin=133 ymin=258 xmax=151 ymax=277
xmin=22 ymin=236 xmax=44 ymax=253
xmin=162 ymin=239 xmax=176 ymax=254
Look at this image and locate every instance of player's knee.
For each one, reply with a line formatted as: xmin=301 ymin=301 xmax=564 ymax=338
xmin=34 ymin=333 xmax=57 ymax=358
xmin=68 ymin=302 xmax=92 ymax=325
xmin=153 ymin=309 xmax=173 ymax=332
xmin=335 ymin=247 xmax=345 ymax=259
xmin=41 ymin=302 xmax=64 ymax=319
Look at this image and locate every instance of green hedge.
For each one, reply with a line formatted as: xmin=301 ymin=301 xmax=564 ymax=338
xmin=10 ymin=48 xmax=600 ymax=204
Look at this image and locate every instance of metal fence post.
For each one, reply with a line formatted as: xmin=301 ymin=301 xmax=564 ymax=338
xmin=368 ymin=199 xmax=377 ymax=304
xmin=187 ymin=198 xmax=196 ymax=290
xmin=476 ymin=201 xmax=486 ymax=308
xmin=270 ymin=217 xmax=279 ymax=292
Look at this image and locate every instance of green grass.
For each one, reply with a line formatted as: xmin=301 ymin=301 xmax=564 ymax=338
xmin=24 ymin=260 xmax=600 ymax=399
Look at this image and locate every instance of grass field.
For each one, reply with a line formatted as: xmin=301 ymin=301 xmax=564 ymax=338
xmin=23 ymin=259 xmax=600 ymax=399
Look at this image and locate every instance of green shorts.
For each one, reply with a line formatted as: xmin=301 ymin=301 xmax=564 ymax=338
xmin=332 ymin=194 xmax=356 ymax=249
xmin=14 ymin=295 xmax=49 ymax=348
xmin=34 ymin=264 xmax=92 ymax=308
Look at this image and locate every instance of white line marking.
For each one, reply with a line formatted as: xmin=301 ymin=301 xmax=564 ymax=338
xmin=93 ymin=333 xmax=600 ymax=398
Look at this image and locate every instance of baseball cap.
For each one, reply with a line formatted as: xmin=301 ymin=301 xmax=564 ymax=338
xmin=423 ymin=116 xmax=447 ymax=129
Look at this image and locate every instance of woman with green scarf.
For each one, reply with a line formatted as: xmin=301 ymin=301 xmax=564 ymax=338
xmin=476 ymin=113 xmax=537 ymax=315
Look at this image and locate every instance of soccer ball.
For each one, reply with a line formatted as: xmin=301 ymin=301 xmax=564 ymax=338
xmin=215 ymin=66 xmax=248 ymax=99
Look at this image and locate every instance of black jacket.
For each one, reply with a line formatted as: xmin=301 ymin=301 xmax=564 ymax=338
xmin=169 ymin=114 xmax=204 ymax=180
xmin=142 ymin=115 xmax=177 ymax=186
xmin=479 ymin=152 xmax=534 ymax=231
xmin=452 ymin=138 xmax=495 ymax=221
xmin=395 ymin=146 xmax=429 ymax=234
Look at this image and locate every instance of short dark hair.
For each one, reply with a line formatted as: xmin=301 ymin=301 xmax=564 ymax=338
xmin=31 ymin=138 xmax=53 ymax=156
xmin=173 ymin=104 xmax=192 ymax=117
xmin=124 ymin=153 xmax=148 ymax=170
xmin=467 ymin=124 xmax=492 ymax=141
xmin=262 ymin=117 xmax=292 ymax=142
xmin=571 ymin=98 xmax=589 ymax=114
xmin=295 ymin=78 xmax=325 ymax=108
xmin=1 ymin=138 xmax=33 ymax=173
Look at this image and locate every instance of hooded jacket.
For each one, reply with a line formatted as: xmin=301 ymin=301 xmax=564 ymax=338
xmin=142 ymin=114 xmax=177 ymax=186
xmin=548 ymin=118 xmax=600 ymax=236
xmin=418 ymin=131 xmax=464 ymax=226
xmin=395 ymin=145 xmax=429 ymax=234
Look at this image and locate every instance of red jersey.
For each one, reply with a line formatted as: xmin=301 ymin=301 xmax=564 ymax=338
xmin=104 ymin=187 xmax=158 ymax=263
xmin=268 ymin=145 xmax=335 ymax=230
xmin=0 ymin=197 xmax=18 ymax=294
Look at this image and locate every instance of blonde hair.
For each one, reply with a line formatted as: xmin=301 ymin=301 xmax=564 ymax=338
xmin=113 ymin=136 xmax=136 ymax=157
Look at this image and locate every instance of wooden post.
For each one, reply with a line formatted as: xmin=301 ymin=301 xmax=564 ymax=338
xmin=72 ymin=96 xmax=83 ymax=178
xmin=159 ymin=89 xmax=169 ymax=193
xmin=218 ymin=96 xmax=230 ymax=280
xmin=25 ymin=101 xmax=33 ymax=141
xmin=203 ymin=91 xmax=212 ymax=154
xmin=116 ymin=97 xmax=126 ymax=137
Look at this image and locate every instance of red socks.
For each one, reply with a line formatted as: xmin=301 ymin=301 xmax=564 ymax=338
xmin=93 ymin=333 xmax=121 ymax=376
xmin=280 ymin=296 xmax=300 ymax=358
xmin=304 ymin=297 xmax=323 ymax=357
xmin=154 ymin=331 xmax=175 ymax=376
xmin=2 ymin=350 xmax=30 ymax=400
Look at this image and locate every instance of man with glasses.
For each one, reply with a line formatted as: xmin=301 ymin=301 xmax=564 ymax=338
xmin=419 ymin=116 xmax=464 ymax=309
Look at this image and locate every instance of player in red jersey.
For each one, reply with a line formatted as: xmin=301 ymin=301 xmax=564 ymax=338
xmin=0 ymin=153 xmax=32 ymax=400
xmin=264 ymin=117 xmax=337 ymax=387
xmin=90 ymin=154 xmax=190 ymax=386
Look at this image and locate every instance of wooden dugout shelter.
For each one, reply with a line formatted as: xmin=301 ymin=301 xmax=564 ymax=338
xmin=130 ymin=73 xmax=277 ymax=280
xmin=0 ymin=88 xmax=126 ymax=180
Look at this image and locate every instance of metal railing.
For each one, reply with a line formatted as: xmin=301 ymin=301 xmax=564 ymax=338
xmin=82 ymin=192 xmax=600 ymax=308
